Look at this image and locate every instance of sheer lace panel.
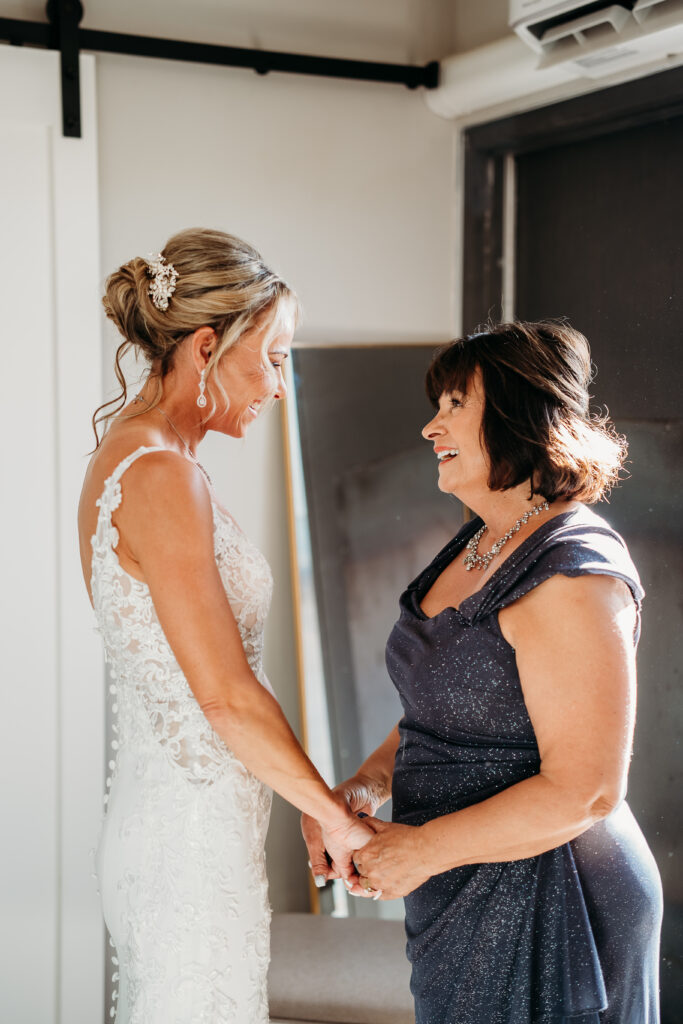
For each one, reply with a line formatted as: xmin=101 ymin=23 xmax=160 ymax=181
xmin=91 ymin=446 xmax=274 ymax=787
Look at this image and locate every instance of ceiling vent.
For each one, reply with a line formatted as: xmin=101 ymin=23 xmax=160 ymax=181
xmin=509 ymin=0 xmax=683 ymax=76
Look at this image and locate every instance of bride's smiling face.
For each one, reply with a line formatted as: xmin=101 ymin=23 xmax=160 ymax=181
xmin=211 ymin=304 xmax=295 ymax=438
xmin=421 ymin=367 xmax=490 ymax=498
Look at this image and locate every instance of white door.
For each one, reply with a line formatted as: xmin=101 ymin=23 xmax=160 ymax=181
xmin=0 ymin=45 xmax=104 ymax=1023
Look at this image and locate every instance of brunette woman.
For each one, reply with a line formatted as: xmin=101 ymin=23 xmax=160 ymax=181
xmin=305 ymin=321 xmax=662 ymax=1024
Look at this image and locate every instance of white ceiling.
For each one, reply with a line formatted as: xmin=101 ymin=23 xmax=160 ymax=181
xmin=1 ymin=0 xmax=510 ymax=63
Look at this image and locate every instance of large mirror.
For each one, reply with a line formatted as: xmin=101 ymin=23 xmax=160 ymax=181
xmin=284 ymin=343 xmax=465 ymax=919
xmin=284 ymin=339 xmax=682 ymax=944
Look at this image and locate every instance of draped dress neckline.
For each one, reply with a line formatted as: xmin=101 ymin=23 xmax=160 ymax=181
xmin=411 ymin=509 xmax=578 ymax=624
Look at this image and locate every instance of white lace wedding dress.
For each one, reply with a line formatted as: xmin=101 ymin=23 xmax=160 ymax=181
xmin=91 ymin=447 xmax=275 ymax=1024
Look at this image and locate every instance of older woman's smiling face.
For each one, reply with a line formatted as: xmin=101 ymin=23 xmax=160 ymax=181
xmin=421 ymin=367 xmax=490 ymax=498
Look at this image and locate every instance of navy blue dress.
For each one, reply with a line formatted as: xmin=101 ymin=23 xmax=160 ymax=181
xmin=387 ymin=506 xmax=662 ymax=1024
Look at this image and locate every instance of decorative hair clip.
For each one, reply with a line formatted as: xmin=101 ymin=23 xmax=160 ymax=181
xmin=146 ymin=252 xmax=179 ymax=311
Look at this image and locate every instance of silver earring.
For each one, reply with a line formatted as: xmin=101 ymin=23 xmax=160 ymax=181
xmin=197 ymin=369 xmax=207 ymax=408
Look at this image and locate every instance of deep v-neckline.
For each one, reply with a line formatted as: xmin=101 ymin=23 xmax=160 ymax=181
xmin=414 ymin=510 xmax=577 ymax=621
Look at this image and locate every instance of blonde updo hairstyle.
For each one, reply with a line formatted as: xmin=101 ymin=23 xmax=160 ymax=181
xmin=94 ymin=227 xmax=299 ymax=446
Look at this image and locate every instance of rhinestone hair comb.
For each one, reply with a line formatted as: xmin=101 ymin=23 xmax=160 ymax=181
xmin=146 ymin=252 xmax=179 ymax=311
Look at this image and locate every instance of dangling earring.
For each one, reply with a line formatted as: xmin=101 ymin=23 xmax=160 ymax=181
xmin=197 ymin=368 xmax=207 ymax=408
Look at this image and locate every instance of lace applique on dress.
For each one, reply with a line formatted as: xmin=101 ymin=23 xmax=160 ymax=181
xmin=91 ymin=446 xmax=274 ymax=1024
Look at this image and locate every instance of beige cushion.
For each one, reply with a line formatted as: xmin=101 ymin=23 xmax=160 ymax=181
xmin=268 ymin=912 xmax=415 ymax=1024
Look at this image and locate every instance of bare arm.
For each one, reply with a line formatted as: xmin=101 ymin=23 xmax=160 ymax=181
xmin=353 ymin=573 xmax=638 ymax=897
xmin=116 ymin=452 xmax=372 ymax=870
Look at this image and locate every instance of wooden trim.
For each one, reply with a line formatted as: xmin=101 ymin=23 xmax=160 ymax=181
xmin=280 ymin=395 xmax=321 ymax=914
xmin=280 ymin=396 xmax=309 ymax=753
xmin=54 ymin=53 xmax=106 ymax=1022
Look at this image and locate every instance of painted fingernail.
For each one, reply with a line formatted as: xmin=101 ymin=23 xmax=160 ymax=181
xmin=372 ymin=889 xmax=383 ymax=901
xmin=307 ymin=860 xmax=312 ymax=869
xmin=342 ymin=878 xmax=353 ymax=890
xmin=314 ymin=875 xmax=327 ymax=888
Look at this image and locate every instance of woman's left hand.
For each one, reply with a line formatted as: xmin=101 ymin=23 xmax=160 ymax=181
xmin=351 ymin=818 xmax=432 ymax=900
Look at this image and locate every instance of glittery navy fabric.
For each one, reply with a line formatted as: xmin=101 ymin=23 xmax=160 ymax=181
xmin=387 ymin=506 xmax=662 ymax=1024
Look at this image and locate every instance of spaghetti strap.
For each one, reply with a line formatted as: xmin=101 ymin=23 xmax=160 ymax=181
xmin=92 ymin=446 xmax=168 ymax=555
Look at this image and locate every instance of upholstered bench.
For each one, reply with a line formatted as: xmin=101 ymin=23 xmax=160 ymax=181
xmin=269 ymin=912 xmax=415 ymax=1024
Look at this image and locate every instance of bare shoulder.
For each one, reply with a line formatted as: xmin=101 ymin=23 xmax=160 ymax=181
xmin=79 ymin=427 xmax=213 ymax=579
xmin=113 ymin=448 xmax=213 ymax=539
xmin=81 ymin=434 xmax=202 ymax=520
xmin=115 ymin=446 xmax=207 ymax=500
xmin=80 ymin=415 xmax=165 ymax=508
xmin=500 ymin=572 xmax=637 ymax=649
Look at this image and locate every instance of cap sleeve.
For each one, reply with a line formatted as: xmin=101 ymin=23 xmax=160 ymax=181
xmin=468 ymin=515 xmax=644 ymax=629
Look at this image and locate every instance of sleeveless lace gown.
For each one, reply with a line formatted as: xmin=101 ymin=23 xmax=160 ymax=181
xmin=91 ymin=447 xmax=275 ymax=1024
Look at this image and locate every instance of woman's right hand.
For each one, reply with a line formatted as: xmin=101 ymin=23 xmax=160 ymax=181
xmin=321 ymin=811 xmax=374 ymax=883
xmin=301 ymin=775 xmax=387 ymax=887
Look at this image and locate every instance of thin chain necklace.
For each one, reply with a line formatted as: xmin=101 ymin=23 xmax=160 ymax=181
xmin=133 ymin=395 xmax=213 ymax=487
xmin=463 ymin=500 xmax=550 ymax=572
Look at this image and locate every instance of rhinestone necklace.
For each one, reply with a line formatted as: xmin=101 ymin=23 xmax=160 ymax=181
xmin=133 ymin=395 xmax=213 ymax=488
xmin=463 ymin=500 xmax=550 ymax=572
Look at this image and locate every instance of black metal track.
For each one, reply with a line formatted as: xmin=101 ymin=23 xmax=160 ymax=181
xmin=0 ymin=11 xmax=439 ymax=138
xmin=79 ymin=28 xmax=439 ymax=88
xmin=0 ymin=16 xmax=51 ymax=47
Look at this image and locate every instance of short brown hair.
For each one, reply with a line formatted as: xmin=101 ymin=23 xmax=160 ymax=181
xmin=425 ymin=321 xmax=626 ymax=503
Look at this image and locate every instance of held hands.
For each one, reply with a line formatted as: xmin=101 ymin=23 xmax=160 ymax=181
xmin=301 ymin=789 xmax=374 ymax=889
xmin=301 ymin=775 xmax=432 ymax=900
xmin=301 ymin=775 xmax=386 ymax=889
xmin=351 ymin=818 xmax=431 ymax=900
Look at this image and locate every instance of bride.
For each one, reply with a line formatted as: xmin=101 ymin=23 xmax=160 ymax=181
xmin=77 ymin=228 xmax=371 ymax=1023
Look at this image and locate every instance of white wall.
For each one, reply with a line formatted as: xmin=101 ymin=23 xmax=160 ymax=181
xmin=95 ymin=49 xmax=456 ymax=909
xmin=452 ymin=0 xmax=510 ymax=51
xmin=0 ymin=46 xmax=104 ymax=1024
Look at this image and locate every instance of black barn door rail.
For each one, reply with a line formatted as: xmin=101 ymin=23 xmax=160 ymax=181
xmin=0 ymin=1 xmax=439 ymax=138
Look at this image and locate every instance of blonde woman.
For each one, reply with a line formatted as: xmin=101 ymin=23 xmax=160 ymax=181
xmin=78 ymin=228 xmax=371 ymax=1023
